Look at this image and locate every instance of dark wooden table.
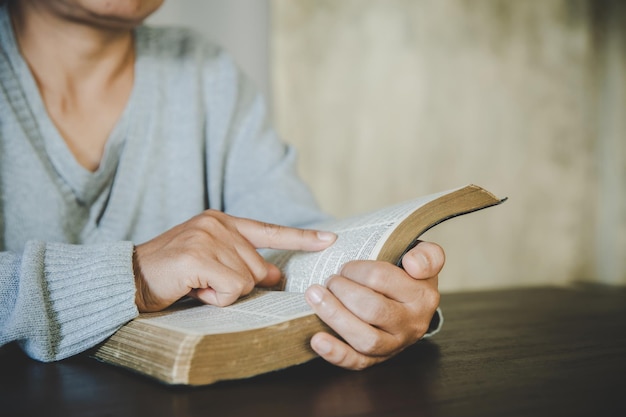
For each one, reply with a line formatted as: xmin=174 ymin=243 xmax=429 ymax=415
xmin=1 ymin=285 xmax=625 ymax=417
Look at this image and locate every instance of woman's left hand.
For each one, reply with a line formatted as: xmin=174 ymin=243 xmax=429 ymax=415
xmin=304 ymin=241 xmax=444 ymax=369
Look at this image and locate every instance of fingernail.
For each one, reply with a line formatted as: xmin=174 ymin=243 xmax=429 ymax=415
xmin=306 ymin=286 xmax=323 ymax=305
xmin=314 ymin=337 xmax=332 ymax=354
xmin=410 ymin=250 xmax=429 ymax=270
xmin=419 ymin=252 xmax=430 ymax=269
xmin=317 ymin=231 xmax=336 ymax=242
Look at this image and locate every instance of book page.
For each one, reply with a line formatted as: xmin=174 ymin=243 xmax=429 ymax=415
xmin=265 ymin=189 xmax=453 ymax=293
xmin=134 ymin=290 xmax=313 ymax=335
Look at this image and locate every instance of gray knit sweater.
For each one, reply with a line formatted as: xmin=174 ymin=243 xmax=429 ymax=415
xmin=0 ymin=5 xmax=326 ymax=361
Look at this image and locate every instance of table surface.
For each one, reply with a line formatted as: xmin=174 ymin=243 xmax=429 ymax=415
xmin=1 ymin=285 xmax=625 ymax=417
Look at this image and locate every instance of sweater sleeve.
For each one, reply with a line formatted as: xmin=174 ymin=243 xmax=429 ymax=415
xmin=0 ymin=240 xmax=138 ymax=361
xmin=201 ymin=48 xmax=330 ymax=228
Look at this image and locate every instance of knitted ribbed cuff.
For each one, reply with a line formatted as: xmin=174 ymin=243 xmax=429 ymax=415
xmin=422 ymin=307 xmax=444 ymax=339
xmin=40 ymin=241 xmax=138 ymax=360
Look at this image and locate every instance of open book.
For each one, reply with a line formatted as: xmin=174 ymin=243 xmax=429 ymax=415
xmin=93 ymin=184 xmax=505 ymax=385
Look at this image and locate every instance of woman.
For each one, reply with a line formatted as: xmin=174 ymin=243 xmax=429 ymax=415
xmin=0 ymin=0 xmax=444 ymax=371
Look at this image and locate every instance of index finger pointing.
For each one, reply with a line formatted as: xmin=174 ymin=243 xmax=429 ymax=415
xmin=235 ymin=218 xmax=337 ymax=252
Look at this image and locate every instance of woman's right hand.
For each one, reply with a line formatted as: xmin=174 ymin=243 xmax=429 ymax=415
xmin=133 ymin=210 xmax=336 ymax=312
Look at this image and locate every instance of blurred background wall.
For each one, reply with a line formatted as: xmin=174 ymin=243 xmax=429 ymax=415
xmin=149 ymin=0 xmax=271 ymax=98
xmin=150 ymin=0 xmax=625 ymax=292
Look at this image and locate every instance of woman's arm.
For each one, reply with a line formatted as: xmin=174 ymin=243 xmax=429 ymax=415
xmin=0 ymin=241 xmax=137 ymax=361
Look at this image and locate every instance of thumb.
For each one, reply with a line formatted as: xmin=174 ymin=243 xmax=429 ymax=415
xmin=256 ymin=262 xmax=283 ymax=288
xmin=401 ymin=241 xmax=445 ymax=279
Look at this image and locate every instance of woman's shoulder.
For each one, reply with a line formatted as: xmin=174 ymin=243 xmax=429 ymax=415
xmin=133 ymin=24 xmax=244 ymax=90
xmin=135 ymin=24 xmax=229 ymax=65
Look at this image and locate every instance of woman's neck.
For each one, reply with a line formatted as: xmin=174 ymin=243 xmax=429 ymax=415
xmin=9 ymin=1 xmax=136 ymax=172
xmin=9 ymin=1 xmax=135 ymax=94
